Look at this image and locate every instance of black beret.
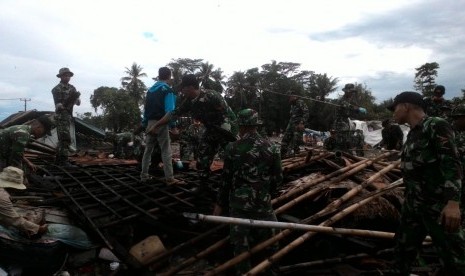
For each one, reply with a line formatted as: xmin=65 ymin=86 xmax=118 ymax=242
xmin=387 ymin=91 xmax=426 ymax=111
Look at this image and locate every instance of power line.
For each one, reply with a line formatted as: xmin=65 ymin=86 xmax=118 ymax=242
xmin=0 ymin=98 xmax=31 ymax=111
xmin=19 ymin=98 xmax=31 ymax=111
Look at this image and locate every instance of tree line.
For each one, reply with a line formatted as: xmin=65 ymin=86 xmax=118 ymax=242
xmin=77 ymin=59 xmax=464 ymax=134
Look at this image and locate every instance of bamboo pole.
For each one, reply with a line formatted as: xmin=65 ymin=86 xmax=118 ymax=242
xmin=166 ymin=152 xmax=392 ymax=275
xmin=158 ymin=237 xmax=229 ymax=276
xmin=283 ymin=152 xmax=332 ymax=171
xmin=306 ymin=160 xmax=400 ymax=221
xmin=274 ymin=152 xmax=393 ymax=214
xmin=147 ymin=225 xmax=225 ymax=268
xmin=185 ymin=213 xmax=402 ymax=240
xmin=281 ymin=151 xmax=326 ymax=166
xmin=272 ymin=158 xmax=369 ymax=206
xmin=206 ymin=179 xmax=403 ymax=276
xmin=246 ymin=178 xmax=404 ymax=275
xmin=278 ymin=248 xmax=393 ymax=272
xmin=346 ymin=151 xmax=400 ymax=168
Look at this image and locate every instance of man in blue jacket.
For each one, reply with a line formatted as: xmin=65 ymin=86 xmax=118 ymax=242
xmin=140 ymin=67 xmax=183 ymax=185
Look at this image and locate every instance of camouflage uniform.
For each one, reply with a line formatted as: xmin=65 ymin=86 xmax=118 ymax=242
xmin=394 ymin=116 xmax=465 ymax=275
xmin=332 ymin=84 xmax=366 ymax=156
xmin=217 ymin=109 xmax=283 ymax=274
xmin=173 ymin=89 xmax=237 ymax=177
xmin=0 ymin=125 xmax=32 ymax=170
xmin=52 ymin=82 xmax=79 ymax=164
xmin=324 ymin=133 xmax=350 ymax=152
xmin=114 ymin=132 xmax=134 ymax=159
xmin=424 ymin=97 xmax=453 ymax=119
xmin=179 ymin=123 xmax=205 ymax=161
xmin=450 ymin=105 xmax=465 ymax=225
xmin=281 ymin=98 xmax=309 ymax=157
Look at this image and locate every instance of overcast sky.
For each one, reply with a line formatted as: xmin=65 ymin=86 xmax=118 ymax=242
xmin=1 ymin=0 xmax=464 ymax=121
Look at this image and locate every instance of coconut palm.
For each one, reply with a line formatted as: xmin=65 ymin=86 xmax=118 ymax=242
xmin=121 ymin=62 xmax=147 ymax=106
xmin=309 ymin=73 xmax=339 ymax=100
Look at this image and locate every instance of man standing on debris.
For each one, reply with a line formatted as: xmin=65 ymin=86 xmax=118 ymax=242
xmin=331 ymin=83 xmax=367 ymax=156
xmin=280 ymin=91 xmax=309 ymax=158
xmin=0 ymin=115 xmax=54 ymax=172
xmin=213 ymin=109 xmax=282 ymax=274
xmin=423 ymin=85 xmax=452 ymax=119
xmin=140 ymin=67 xmax=183 ymax=185
xmin=0 ymin=166 xmax=48 ymax=238
xmin=148 ymin=74 xmax=237 ymax=179
xmin=388 ymin=91 xmax=465 ymax=274
xmin=52 ymin=67 xmax=81 ymax=166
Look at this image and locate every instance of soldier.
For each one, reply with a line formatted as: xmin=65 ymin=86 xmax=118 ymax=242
xmin=148 ymin=74 xmax=237 ymax=179
xmin=423 ymin=85 xmax=452 ymax=118
xmin=332 ymin=83 xmax=367 ymax=156
xmin=0 ymin=115 xmax=54 ymax=172
xmin=323 ymin=130 xmax=336 ymax=150
xmin=52 ymin=67 xmax=81 ymax=166
xmin=280 ymin=91 xmax=309 ymax=158
xmin=213 ymin=109 xmax=283 ymax=275
xmin=380 ymin=119 xmax=404 ymax=150
xmin=179 ymin=118 xmax=205 ymax=161
xmin=388 ymin=91 xmax=465 ymax=274
xmin=105 ymin=131 xmax=135 ymax=159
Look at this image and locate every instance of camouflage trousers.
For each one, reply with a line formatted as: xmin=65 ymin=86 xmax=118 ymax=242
xmin=394 ymin=206 xmax=465 ymax=275
xmin=55 ymin=112 xmax=71 ymax=164
xmin=229 ymin=209 xmax=279 ymax=275
xmin=115 ymin=137 xmax=132 ymax=159
xmin=179 ymin=140 xmax=199 ymax=161
xmin=196 ymin=127 xmax=231 ymax=177
xmin=280 ymin=123 xmax=304 ymax=158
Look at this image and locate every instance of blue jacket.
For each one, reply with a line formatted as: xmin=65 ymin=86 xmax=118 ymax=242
xmin=142 ymin=81 xmax=175 ymax=127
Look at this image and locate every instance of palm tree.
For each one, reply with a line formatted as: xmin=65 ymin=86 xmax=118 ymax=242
xmin=121 ymin=62 xmax=147 ymax=106
xmin=309 ymin=73 xmax=339 ymax=100
xmin=226 ymin=71 xmax=248 ymax=109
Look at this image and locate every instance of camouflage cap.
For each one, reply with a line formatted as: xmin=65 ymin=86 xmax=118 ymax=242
xmin=450 ymin=105 xmax=465 ymax=118
xmin=56 ymin=67 xmax=74 ymax=78
xmin=237 ymin=109 xmax=262 ymax=126
xmin=36 ymin=115 xmax=55 ymax=136
xmin=342 ymin=83 xmax=356 ymax=92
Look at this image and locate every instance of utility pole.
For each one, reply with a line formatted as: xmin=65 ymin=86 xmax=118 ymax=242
xmin=19 ymin=98 xmax=31 ymax=111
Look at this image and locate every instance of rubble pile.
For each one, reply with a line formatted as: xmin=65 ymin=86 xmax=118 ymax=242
xmin=1 ymin=140 xmax=444 ymax=275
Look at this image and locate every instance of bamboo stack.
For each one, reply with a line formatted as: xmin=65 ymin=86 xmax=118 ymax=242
xmin=149 ymin=150 xmax=405 ymax=275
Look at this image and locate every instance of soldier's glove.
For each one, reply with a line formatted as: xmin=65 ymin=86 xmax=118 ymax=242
xmin=358 ymin=107 xmax=367 ymax=114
